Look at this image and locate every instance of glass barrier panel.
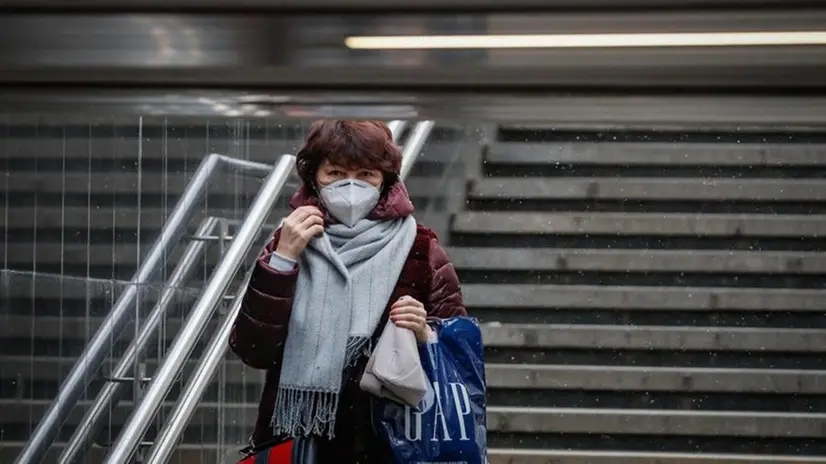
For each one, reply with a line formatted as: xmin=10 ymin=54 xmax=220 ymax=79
xmin=0 ymin=116 xmax=306 ymax=463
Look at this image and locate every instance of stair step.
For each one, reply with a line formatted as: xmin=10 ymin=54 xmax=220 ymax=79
xmin=1 ymin=172 xmax=446 ymax=198
xmin=486 ymin=364 xmax=826 ymax=394
xmin=5 ymin=400 xmax=825 ymax=438
xmin=488 ymin=449 xmax=826 ymax=464
xmin=484 ymin=324 xmax=826 ymax=353
xmin=0 ymin=138 xmax=460 ymax=188
xmin=9 ymin=273 xmax=826 ymax=307
xmin=487 ymin=406 xmax=826 ymax=437
xmin=7 ymin=357 xmax=824 ymax=395
xmin=463 ymin=284 xmax=826 ymax=311
xmin=486 ymin=142 xmax=826 ymax=167
xmin=4 ymin=317 xmax=823 ymax=353
xmin=7 ymin=275 xmax=826 ymax=326
xmin=470 ymin=178 xmax=826 ymax=202
xmin=453 ymin=211 xmax=826 ymax=238
xmin=447 ymin=247 xmax=826 ymax=274
xmin=5 ymin=358 xmax=826 ymax=412
xmin=4 ymin=444 xmax=821 ymax=464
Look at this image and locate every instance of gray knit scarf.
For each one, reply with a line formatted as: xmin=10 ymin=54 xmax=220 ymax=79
xmin=271 ymin=215 xmax=418 ymax=439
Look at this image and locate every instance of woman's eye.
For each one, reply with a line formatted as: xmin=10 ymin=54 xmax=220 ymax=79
xmin=329 ymin=170 xmax=344 ymax=176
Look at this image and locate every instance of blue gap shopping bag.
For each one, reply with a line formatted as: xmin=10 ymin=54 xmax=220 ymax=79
xmin=372 ymin=317 xmax=487 ymax=464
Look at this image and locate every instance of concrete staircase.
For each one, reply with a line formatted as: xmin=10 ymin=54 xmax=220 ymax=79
xmin=2 ymin=121 xmax=826 ymax=463
xmin=451 ymin=127 xmax=826 ymax=463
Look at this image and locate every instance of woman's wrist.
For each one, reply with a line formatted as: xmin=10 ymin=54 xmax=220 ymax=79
xmin=418 ymin=325 xmax=437 ymax=344
xmin=274 ymin=244 xmax=299 ymax=261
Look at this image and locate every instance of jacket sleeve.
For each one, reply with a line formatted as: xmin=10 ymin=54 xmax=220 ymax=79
xmin=229 ymin=228 xmax=297 ymax=369
xmin=425 ymin=236 xmax=468 ymax=319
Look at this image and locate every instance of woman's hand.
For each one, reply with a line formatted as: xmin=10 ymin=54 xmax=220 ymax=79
xmin=390 ymin=296 xmax=433 ymax=343
xmin=275 ymin=206 xmax=325 ymax=260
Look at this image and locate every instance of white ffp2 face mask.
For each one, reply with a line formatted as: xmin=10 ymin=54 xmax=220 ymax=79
xmin=318 ymin=179 xmax=381 ymax=227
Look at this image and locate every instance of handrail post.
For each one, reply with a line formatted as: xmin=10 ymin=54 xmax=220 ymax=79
xmin=399 ymin=121 xmax=435 ymax=181
xmin=101 ymin=154 xmax=297 ymax=464
xmin=14 ymin=154 xmax=223 ymax=464
xmin=143 ymin=122 xmax=433 ymax=464
xmin=57 ymin=217 xmax=221 ymax=464
xmin=388 ymin=120 xmax=407 ymax=142
xmin=143 ymin=273 xmax=253 ymax=464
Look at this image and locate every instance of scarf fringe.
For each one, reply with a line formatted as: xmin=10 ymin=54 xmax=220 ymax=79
xmin=272 ymin=336 xmax=370 ymax=439
xmin=271 ymin=386 xmax=340 ymax=439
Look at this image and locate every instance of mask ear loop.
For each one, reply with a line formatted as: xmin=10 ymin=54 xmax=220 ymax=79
xmin=312 ymin=179 xmax=324 ymax=196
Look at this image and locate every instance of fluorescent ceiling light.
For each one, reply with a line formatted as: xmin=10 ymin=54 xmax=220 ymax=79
xmin=345 ymin=31 xmax=826 ymax=50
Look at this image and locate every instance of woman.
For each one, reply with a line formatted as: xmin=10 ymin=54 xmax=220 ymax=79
xmin=229 ymin=120 xmax=467 ymax=463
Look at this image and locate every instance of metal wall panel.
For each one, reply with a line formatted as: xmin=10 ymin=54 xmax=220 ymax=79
xmin=0 ymin=11 xmax=824 ymax=91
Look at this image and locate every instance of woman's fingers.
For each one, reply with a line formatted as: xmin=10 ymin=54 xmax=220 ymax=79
xmin=294 ymin=214 xmax=324 ymax=240
xmin=392 ymin=320 xmax=421 ymax=331
xmin=298 ymin=213 xmax=324 ymax=231
xmin=391 ymin=296 xmax=423 ymax=310
xmin=294 ymin=208 xmax=324 ymax=224
xmin=390 ymin=304 xmax=431 ymax=342
xmin=303 ymin=224 xmax=325 ymax=239
xmin=296 ymin=205 xmax=324 ymax=216
xmin=390 ymin=303 xmax=425 ymax=317
xmin=390 ymin=311 xmax=427 ymax=335
xmin=391 ymin=314 xmax=425 ymax=325
xmin=305 ymin=206 xmax=324 ymax=217
xmin=289 ymin=205 xmax=323 ymax=224
xmin=289 ymin=206 xmax=311 ymax=222
xmin=390 ymin=312 xmax=425 ymax=322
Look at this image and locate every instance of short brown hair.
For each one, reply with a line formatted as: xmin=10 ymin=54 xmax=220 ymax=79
xmin=296 ymin=120 xmax=402 ymax=191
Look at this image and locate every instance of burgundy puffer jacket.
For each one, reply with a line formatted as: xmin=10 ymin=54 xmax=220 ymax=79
xmin=229 ymin=180 xmax=467 ymax=463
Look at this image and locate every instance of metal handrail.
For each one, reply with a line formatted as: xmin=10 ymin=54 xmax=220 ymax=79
xmin=101 ymin=154 xmax=297 ymax=464
xmin=15 ymin=153 xmax=271 ymax=464
xmin=143 ymin=120 xmax=434 ymax=464
xmin=399 ymin=121 xmax=435 ymax=181
xmin=56 ymin=217 xmax=221 ymax=464
xmin=144 ymin=266 xmax=255 ymax=464
xmin=388 ymin=120 xmax=407 ymax=140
